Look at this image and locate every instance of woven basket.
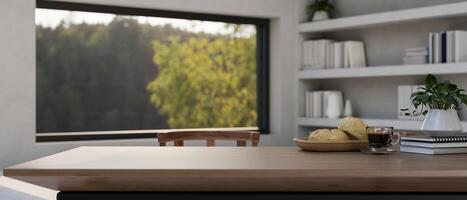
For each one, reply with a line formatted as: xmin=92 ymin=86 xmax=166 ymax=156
xmin=294 ymin=138 xmax=369 ymax=152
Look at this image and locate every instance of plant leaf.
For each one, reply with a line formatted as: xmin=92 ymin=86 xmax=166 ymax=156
xmin=425 ymin=74 xmax=437 ymax=87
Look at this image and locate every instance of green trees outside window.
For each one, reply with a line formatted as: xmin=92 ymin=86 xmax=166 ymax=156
xmin=36 ymin=9 xmax=257 ymax=133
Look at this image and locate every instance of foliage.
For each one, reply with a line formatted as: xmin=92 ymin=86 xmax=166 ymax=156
xmin=146 ymin=27 xmax=257 ymax=129
xmin=37 ymin=17 xmax=200 ymax=132
xmin=308 ymin=0 xmax=334 ymax=15
xmin=402 ymin=74 xmax=467 ymax=116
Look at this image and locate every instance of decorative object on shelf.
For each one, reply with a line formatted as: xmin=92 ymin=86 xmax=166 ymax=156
xmin=326 ymin=93 xmax=341 ymax=119
xmin=403 ymin=47 xmax=428 ymax=65
xmin=308 ymin=0 xmax=334 ymax=21
xmin=305 ymin=90 xmax=343 ymax=118
xmin=402 ymin=74 xmax=467 ymax=136
xmin=344 ymin=99 xmax=353 ymax=117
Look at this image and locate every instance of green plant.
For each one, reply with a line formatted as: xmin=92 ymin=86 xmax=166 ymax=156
xmin=402 ymin=74 xmax=467 ymax=116
xmin=308 ymin=0 xmax=334 ymax=15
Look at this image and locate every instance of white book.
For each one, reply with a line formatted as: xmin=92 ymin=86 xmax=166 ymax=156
xmin=344 ymin=43 xmax=350 ymax=68
xmin=428 ymin=32 xmax=434 ymax=64
xmin=433 ymin=33 xmax=441 ymax=64
xmin=345 ymin=41 xmax=367 ymax=68
xmin=333 ymin=42 xmax=344 ymax=68
xmin=329 ymin=43 xmax=334 ymax=69
xmin=323 ymin=91 xmax=329 ymax=118
xmin=305 ymin=91 xmax=309 ymax=117
xmin=302 ymin=42 xmax=307 ymax=69
xmin=305 ymin=91 xmax=314 ymax=117
xmin=306 ymin=41 xmax=312 ymax=70
xmin=405 ymin=47 xmax=428 ymax=53
xmin=312 ymin=91 xmax=323 ymax=118
xmin=401 ymin=141 xmax=467 ymax=148
xmin=398 ymin=85 xmax=412 ymax=120
xmin=310 ymin=41 xmax=315 ymax=69
xmin=454 ymin=30 xmax=467 ymax=63
xmin=403 ymin=56 xmax=427 ymax=65
xmin=447 ymin=31 xmax=454 ymax=63
xmin=400 ymin=146 xmax=467 ymax=155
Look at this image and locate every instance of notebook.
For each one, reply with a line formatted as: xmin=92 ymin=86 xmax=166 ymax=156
xmin=401 ymin=140 xmax=467 ymax=148
xmin=401 ymin=135 xmax=467 ymax=143
xmin=400 ymin=146 xmax=467 ymax=155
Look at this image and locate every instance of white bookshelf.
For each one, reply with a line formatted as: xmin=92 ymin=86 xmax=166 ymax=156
xmin=298 ymin=63 xmax=467 ymax=80
xmin=299 ymin=2 xmax=467 ymax=33
xmin=295 ymin=2 xmax=467 ymax=138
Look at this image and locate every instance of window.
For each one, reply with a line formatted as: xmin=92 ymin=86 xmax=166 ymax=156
xmin=36 ymin=1 xmax=269 ymax=141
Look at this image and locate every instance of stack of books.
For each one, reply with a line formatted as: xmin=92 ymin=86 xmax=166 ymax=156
xmin=305 ymin=90 xmax=343 ymax=118
xmin=403 ymin=47 xmax=428 ymax=65
xmin=302 ymin=39 xmax=366 ymax=70
xmin=400 ymin=135 xmax=467 ymax=155
xmin=428 ymin=30 xmax=467 ymax=64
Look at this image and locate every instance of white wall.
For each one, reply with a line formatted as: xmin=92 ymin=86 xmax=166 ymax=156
xmin=0 ymin=0 xmax=299 ymax=170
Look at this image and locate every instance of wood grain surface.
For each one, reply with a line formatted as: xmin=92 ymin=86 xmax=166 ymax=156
xmin=5 ymin=146 xmax=467 ymax=192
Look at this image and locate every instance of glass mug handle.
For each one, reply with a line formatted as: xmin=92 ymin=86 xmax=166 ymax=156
xmin=390 ymin=131 xmax=401 ymax=146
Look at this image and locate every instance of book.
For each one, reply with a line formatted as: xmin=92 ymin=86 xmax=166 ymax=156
xmin=402 ymin=56 xmax=427 ymax=65
xmin=333 ymin=42 xmax=344 ymax=68
xmin=428 ymin=33 xmax=434 ymax=63
xmin=312 ymin=91 xmax=323 ymax=118
xmin=402 ymin=135 xmax=467 ymax=142
xmin=434 ymin=32 xmax=441 ymax=63
xmin=454 ymin=30 xmax=467 ymax=62
xmin=441 ymin=32 xmax=447 ymax=63
xmin=400 ymin=146 xmax=467 ymax=155
xmin=345 ymin=41 xmax=366 ymax=68
xmin=401 ymin=140 xmax=467 ymax=148
xmin=447 ymin=31 xmax=454 ymax=63
xmin=305 ymin=91 xmax=313 ymax=117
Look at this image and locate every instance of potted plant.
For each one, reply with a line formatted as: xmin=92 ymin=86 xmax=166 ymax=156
xmin=403 ymin=74 xmax=467 ymax=136
xmin=308 ymin=0 xmax=334 ymax=21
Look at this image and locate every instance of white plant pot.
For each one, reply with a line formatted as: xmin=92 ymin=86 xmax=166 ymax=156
xmin=312 ymin=11 xmax=330 ymax=21
xmin=421 ymin=109 xmax=463 ymax=136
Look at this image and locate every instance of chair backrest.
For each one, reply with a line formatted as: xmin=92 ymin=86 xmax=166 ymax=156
xmin=156 ymin=131 xmax=260 ymax=147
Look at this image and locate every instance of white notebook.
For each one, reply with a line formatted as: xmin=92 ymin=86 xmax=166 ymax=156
xmin=400 ymin=146 xmax=467 ymax=155
xmin=401 ymin=141 xmax=467 ymax=148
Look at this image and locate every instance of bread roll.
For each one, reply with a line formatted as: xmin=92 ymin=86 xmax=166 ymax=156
xmin=337 ymin=117 xmax=367 ymax=140
xmin=308 ymin=128 xmax=350 ymax=142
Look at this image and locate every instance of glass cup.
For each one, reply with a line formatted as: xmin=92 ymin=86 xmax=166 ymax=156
xmin=366 ymin=126 xmax=400 ymax=151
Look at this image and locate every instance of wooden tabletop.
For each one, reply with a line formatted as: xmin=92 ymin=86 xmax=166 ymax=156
xmin=5 ymin=146 xmax=467 ymax=192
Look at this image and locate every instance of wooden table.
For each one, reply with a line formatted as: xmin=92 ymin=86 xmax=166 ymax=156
xmin=5 ymin=146 xmax=467 ymax=199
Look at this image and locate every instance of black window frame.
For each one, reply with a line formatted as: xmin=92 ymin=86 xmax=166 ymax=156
xmin=36 ymin=0 xmax=270 ymax=142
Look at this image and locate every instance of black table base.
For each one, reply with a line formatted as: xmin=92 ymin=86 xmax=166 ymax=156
xmin=57 ymin=192 xmax=467 ymax=200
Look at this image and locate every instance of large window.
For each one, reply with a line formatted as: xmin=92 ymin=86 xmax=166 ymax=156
xmin=35 ymin=1 xmax=269 ymax=141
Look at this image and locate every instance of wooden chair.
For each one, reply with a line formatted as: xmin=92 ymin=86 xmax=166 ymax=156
xmin=156 ymin=131 xmax=260 ymax=147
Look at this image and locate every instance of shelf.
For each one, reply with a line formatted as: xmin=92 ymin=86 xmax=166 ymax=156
xmin=299 ymin=2 xmax=467 ymax=33
xmin=297 ymin=117 xmax=467 ymax=132
xmin=297 ymin=63 xmax=467 ymax=80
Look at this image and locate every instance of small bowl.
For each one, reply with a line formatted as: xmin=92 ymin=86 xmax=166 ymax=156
xmin=294 ymin=137 xmax=369 ymax=152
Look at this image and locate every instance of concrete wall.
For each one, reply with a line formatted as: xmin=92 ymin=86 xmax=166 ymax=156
xmin=0 ymin=0 xmax=299 ymax=170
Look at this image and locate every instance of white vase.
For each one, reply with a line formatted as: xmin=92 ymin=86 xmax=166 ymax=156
xmin=344 ymin=99 xmax=353 ymax=117
xmin=326 ymin=93 xmax=341 ymax=119
xmin=421 ymin=109 xmax=463 ymax=136
xmin=312 ymin=11 xmax=330 ymax=21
